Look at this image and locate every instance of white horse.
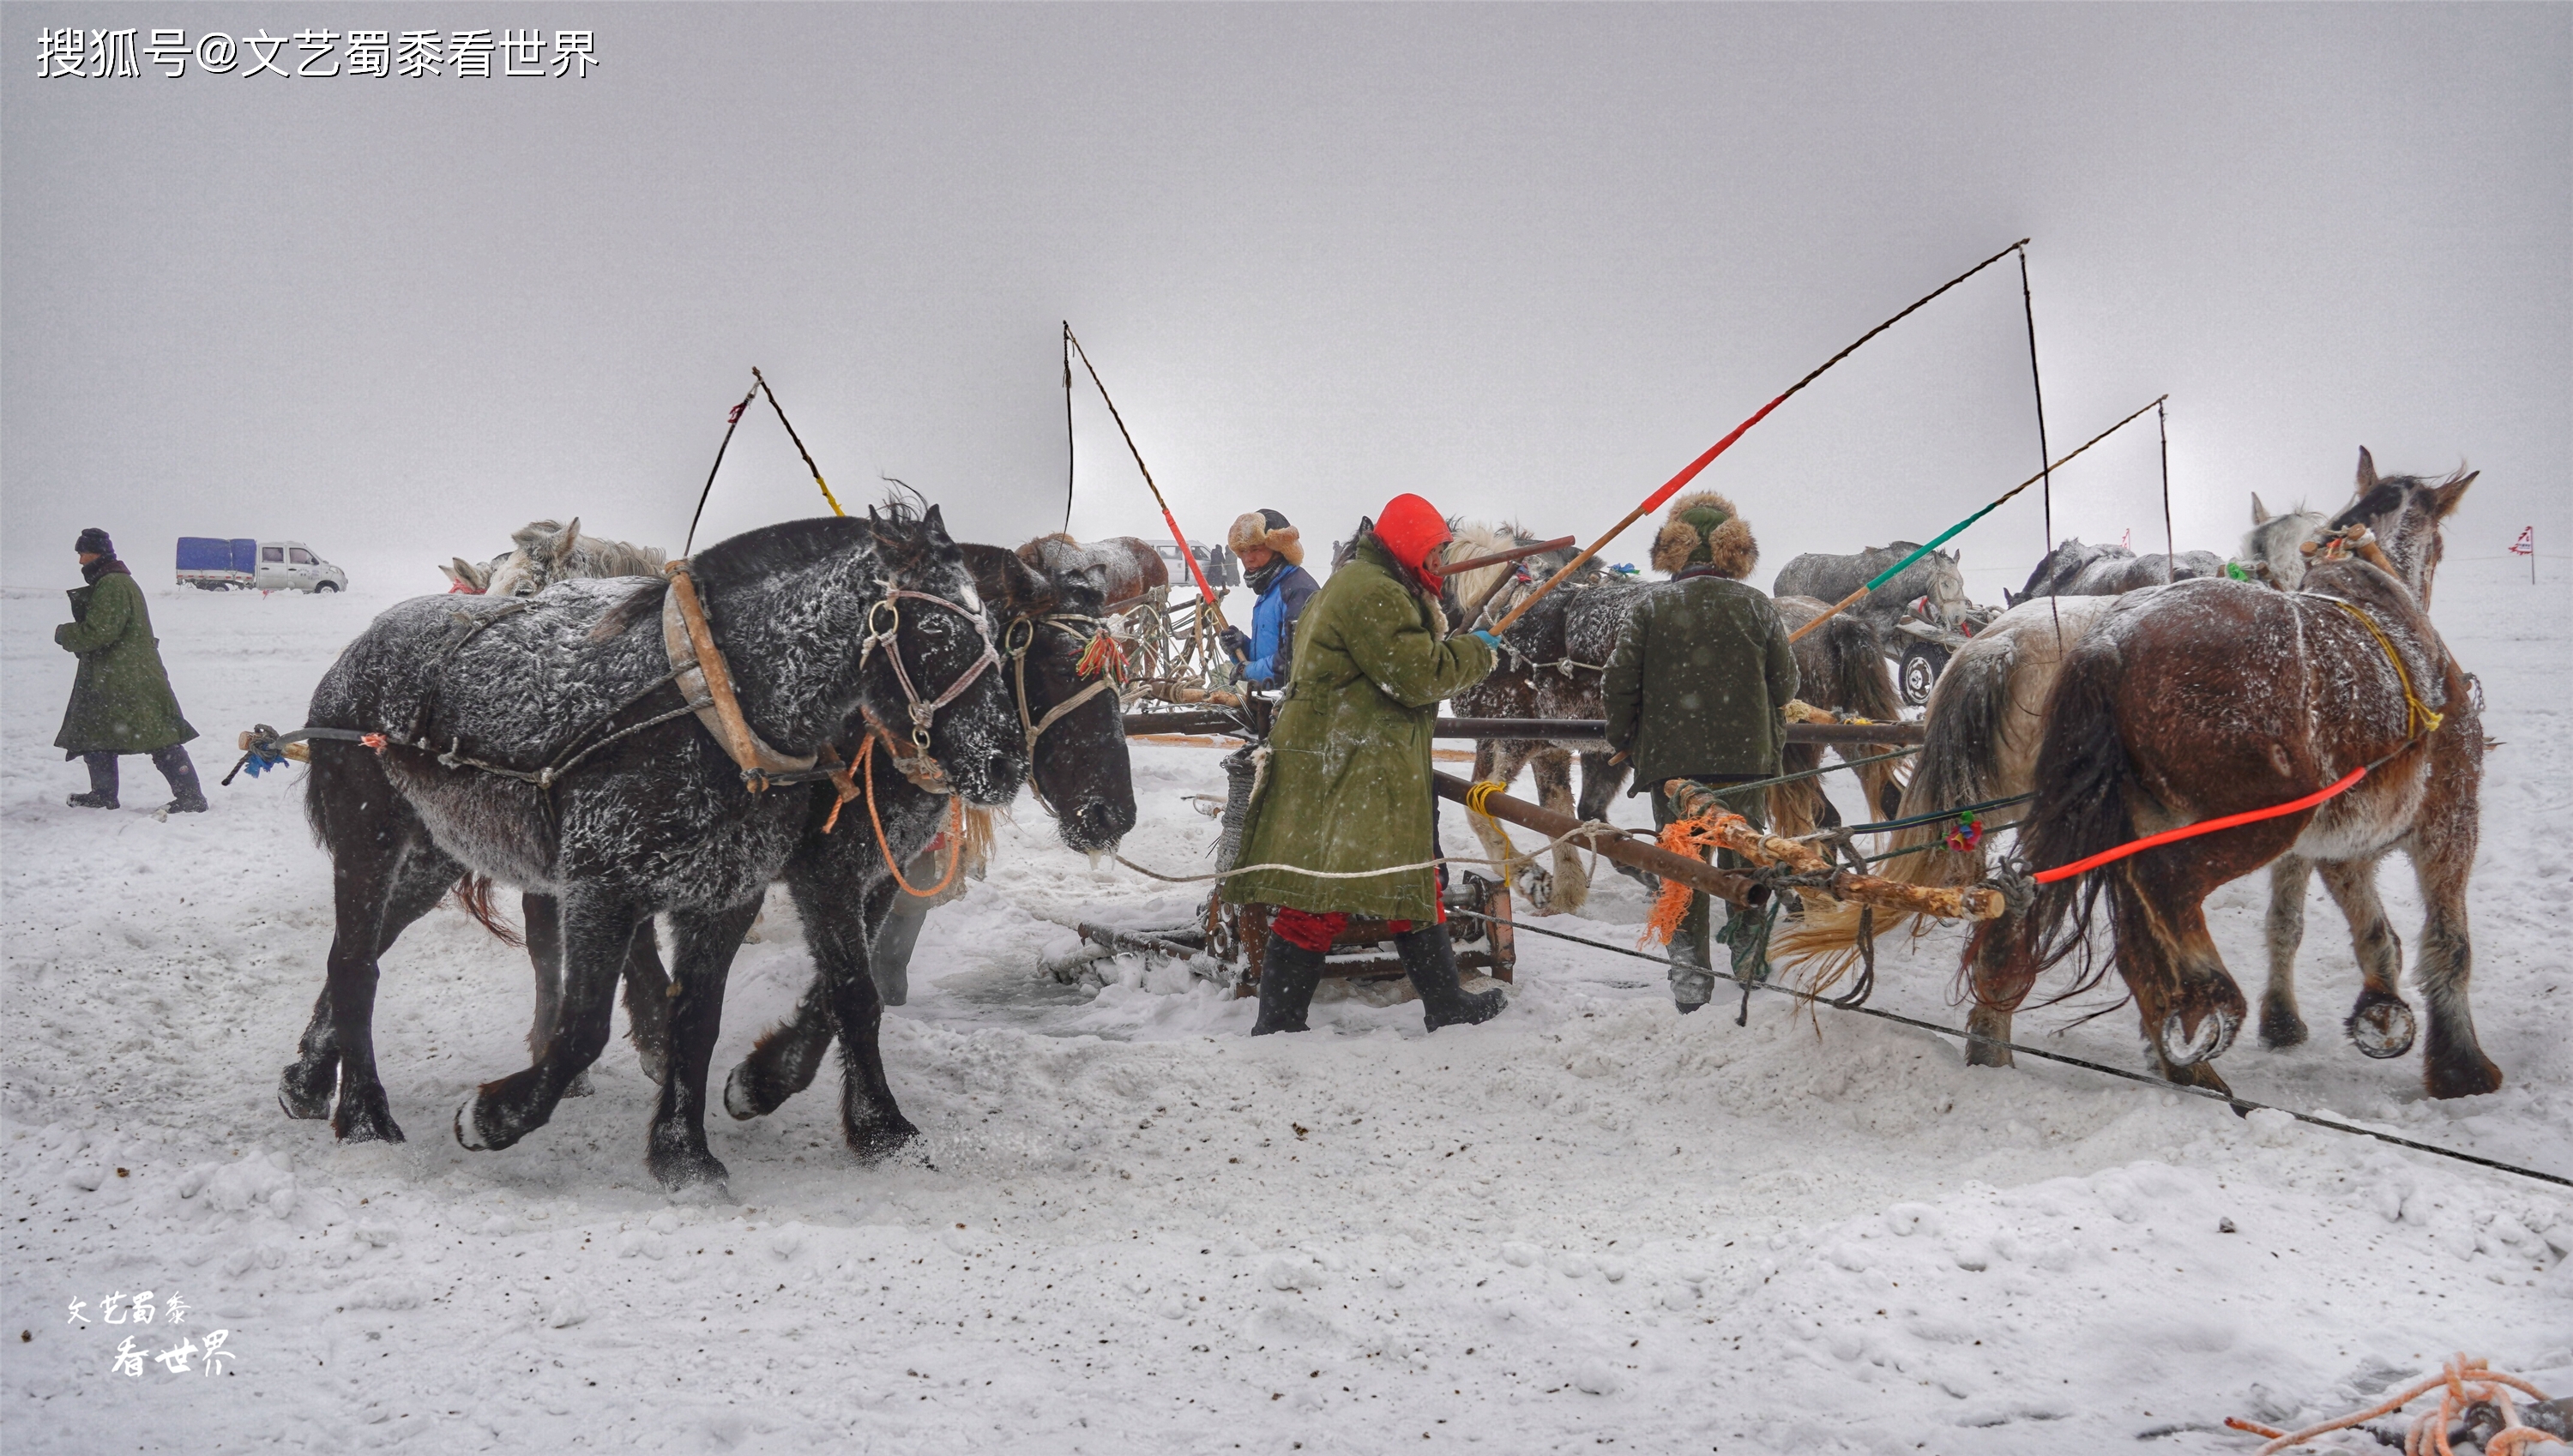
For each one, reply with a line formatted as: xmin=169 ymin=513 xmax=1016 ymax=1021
xmin=443 ymin=519 xmax=666 ymax=596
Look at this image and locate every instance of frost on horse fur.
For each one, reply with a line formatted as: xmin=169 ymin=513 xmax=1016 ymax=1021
xmin=280 ymin=509 xmax=1028 ymax=1192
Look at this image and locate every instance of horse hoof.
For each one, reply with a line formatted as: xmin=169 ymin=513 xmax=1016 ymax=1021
xmin=1515 ymin=865 xmax=1555 ymax=916
xmin=722 ymin=1061 xmax=779 ymax=1122
xmin=2424 ymin=1054 xmax=2504 ymax=1101
xmin=454 ymin=1093 xmax=515 ymax=1152
xmin=2257 ymin=1001 xmax=2309 ymax=1050
xmin=330 ymin=1084 xmax=404 ymax=1144
xmin=278 ymin=1066 xmax=334 ymax=1121
xmin=2159 ymin=1008 xmax=2239 ymax=1068
xmin=648 ymin=1145 xmax=732 ymax=1195
xmin=847 ymin=1117 xmax=922 ymax=1167
xmin=563 ymin=1068 xmax=596 ymax=1098
xmin=2344 ymin=996 xmax=2416 ymax=1060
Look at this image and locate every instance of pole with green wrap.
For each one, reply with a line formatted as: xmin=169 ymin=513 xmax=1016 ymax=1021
xmin=1784 ymin=394 xmax=2168 ymax=644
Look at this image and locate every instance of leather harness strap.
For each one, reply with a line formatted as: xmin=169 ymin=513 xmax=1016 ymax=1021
xmin=662 ymin=560 xmax=817 ymax=784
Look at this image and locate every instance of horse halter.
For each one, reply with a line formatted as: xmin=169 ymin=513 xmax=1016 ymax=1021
xmin=858 ymin=583 xmax=1003 ymax=751
xmin=1003 ymin=611 xmax=1124 ymax=810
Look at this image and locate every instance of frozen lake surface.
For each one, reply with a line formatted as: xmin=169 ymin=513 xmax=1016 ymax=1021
xmin=3 ymin=563 xmax=2564 ymax=1453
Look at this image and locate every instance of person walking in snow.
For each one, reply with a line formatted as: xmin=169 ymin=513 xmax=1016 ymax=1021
xmin=1216 ymin=508 xmax=1320 ymax=691
xmin=1601 ymin=491 xmax=1795 ymax=1013
xmin=55 ymin=527 xmax=208 ymax=814
xmin=1226 ymin=493 xmax=1507 ymax=1035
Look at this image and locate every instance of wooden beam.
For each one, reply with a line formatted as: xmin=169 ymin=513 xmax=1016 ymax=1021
xmin=1431 ymin=771 xmax=1762 ymax=908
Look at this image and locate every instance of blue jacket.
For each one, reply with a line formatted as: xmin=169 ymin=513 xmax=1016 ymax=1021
xmin=1244 ymin=564 xmax=1320 ymax=688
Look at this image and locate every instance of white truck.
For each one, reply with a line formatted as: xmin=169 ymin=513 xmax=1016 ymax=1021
xmin=175 ymin=538 xmax=348 ymax=593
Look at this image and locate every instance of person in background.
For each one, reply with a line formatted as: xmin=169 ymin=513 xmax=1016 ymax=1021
xmin=1225 ymin=494 xmax=1506 ymax=1036
xmin=1217 ymin=508 xmax=1320 ymax=690
xmin=1601 ymin=490 xmax=1795 ymax=1013
xmin=56 ymin=527 xmax=208 ymax=814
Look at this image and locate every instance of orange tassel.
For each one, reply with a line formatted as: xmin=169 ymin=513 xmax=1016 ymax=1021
xmin=1640 ymin=815 xmax=1729 ymax=948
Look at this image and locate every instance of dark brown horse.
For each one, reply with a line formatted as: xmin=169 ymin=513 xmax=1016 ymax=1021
xmin=1967 ymin=454 xmax=2487 ymax=1098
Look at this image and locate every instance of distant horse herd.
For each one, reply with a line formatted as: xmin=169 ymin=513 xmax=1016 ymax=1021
xmin=288 ymin=449 xmax=2489 ymax=1191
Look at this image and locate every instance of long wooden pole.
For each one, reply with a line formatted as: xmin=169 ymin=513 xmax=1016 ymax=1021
xmin=1784 ymin=394 xmax=2166 ymax=644
xmin=1491 ymin=239 xmax=2032 ymax=635
xmin=1431 ymin=772 xmax=1760 ymax=908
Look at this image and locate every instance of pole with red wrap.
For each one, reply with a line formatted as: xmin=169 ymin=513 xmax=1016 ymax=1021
xmin=1491 ymin=238 xmax=2033 ymax=635
xmin=1064 ymin=325 xmax=1240 ymax=665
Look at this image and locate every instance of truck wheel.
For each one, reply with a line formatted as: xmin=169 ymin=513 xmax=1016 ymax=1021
xmin=315 ymin=581 xmax=340 ymax=593
xmin=1899 ymin=641 xmax=1948 ymax=707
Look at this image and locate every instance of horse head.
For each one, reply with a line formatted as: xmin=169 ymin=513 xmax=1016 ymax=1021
xmin=2239 ymin=492 xmax=2327 ymax=590
xmin=970 ymin=543 xmax=1136 ymax=853
xmin=859 ymin=504 xmax=1028 ymax=809
xmin=2328 ymin=448 xmax=2476 ymax=608
xmin=1921 ymin=549 xmax=1970 ymax=627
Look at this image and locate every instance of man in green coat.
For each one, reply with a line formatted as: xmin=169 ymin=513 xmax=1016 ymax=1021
xmin=1601 ymin=490 xmax=1795 ymax=1012
xmin=1227 ymin=493 xmax=1507 ymax=1036
xmin=55 ymin=527 xmax=206 ymax=813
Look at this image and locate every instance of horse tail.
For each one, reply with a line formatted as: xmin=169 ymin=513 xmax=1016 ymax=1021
xmin=2010 ymin=635 xmax=2134 ymax=998
xmin=449 ymin=873 xmax=526 ymax=948
xmin=1771 ymin=627 xmax=2012 ymax=992
xmin=1819 ymin=612 xmax=1910 ymax=822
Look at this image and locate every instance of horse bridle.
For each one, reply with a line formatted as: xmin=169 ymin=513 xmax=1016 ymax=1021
xmin=859 ymin=584 xmax=1003 ymax=752
xmin=1003 ymin=611 xmax=1123 ymax=812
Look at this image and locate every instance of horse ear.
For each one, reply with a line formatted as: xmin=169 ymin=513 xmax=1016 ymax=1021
xmin=922 ymin=503 xmax=953 ymax=548
xmin=2003 ymin=588 xmax=2020 ymax=608
xmin=548 ymin=518 xmax=581 ymax=558
xmin=2353 ymin=448 xmax=2378 ymax=497
xmin=2251 ymin=493 xmax=2271 ymax=525
xmin=2429 ymin=470 xmax=2477 ymax=519
xmin=438 ymin=563 xmax=461 ymax=587
xmin=456 ymin=557 xmax=490 ymax=591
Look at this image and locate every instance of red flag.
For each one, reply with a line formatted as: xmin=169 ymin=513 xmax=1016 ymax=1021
xmin=726 ymin=401 xmax=747 ymax=424
xmin=2509 ymin=526 xmax=2534 ymax=557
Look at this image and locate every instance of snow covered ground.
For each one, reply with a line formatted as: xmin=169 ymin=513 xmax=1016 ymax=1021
xmin=4 ymin=563 xmax=2565 ymax=1454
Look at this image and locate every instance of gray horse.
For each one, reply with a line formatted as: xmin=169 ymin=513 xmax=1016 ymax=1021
xmin=443 ymin=519 xmax=667 ymax=598
xmin=2004 ymin=539 xmax=2224 ymax=604
xmin=1772 ymin=544 xmax=1969 ymax=633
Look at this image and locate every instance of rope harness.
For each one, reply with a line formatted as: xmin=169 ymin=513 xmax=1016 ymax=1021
xmin=1007 ymin=611 xmax=1125 ymax=814
xmin=2027 ymin=590 xmax=2446 ymax=887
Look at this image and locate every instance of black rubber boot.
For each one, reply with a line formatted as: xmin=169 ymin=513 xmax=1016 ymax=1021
xmin=1394 ymin=924 xmax=1505 ymax=1032
xmin=1250 ymin=933 xmax=1326 ymax=1035
xmin=152 ymin=745 xmax=208 ymax=814
xmin=68 ymin=753 xmax=118 ymax=809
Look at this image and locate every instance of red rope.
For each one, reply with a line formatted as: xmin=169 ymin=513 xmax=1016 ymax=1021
xmin=2031 ymin=767 xmax=2367 ymax=885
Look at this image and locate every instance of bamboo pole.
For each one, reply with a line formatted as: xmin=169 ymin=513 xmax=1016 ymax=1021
xmin=1431 ymin=772 xmax=1761 ymax=908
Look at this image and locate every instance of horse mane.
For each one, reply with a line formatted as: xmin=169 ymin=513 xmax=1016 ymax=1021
xmin=688 ymin=514 xmax=887 ymax=597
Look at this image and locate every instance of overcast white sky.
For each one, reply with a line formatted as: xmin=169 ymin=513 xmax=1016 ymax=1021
xmin=5 ymin=4 xmax=2565 ymax=598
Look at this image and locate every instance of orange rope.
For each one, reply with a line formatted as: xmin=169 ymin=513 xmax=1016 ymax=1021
xmin=1641 ymin=815 xmax=1732 ymax=948
xmin=857 ymin=732 xmax=964 ymax=899
xmin=2227 ymin=1355 xmax=2553 ymax=1454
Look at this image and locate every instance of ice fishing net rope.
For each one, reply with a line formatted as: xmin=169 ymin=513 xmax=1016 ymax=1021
xmin=1450 ymin=906 xmax=2570 ymax=1190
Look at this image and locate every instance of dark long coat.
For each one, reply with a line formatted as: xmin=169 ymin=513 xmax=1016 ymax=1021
xmin=1600 ymin=568 xmax=1797 ymax=791
xmin=54 ymin=565 xmax=196 ymax=755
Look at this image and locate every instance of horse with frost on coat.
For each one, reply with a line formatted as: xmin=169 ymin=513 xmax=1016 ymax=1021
xmin=280 ymin=508 xmax=1027 ymax=1191
xmin=1967 ymin=452 xmax=2489 ymax=1099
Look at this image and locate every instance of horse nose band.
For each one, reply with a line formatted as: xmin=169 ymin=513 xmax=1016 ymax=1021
xmin=859 ymin=585 xmax=1004 ymax=749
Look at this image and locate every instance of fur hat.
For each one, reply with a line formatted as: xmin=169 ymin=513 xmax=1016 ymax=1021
xmin=1648 ymin=490 xmax=1757 ymax=580
xmin=75 ymin=526 xmax=114 ymax=557
xmin=1226 ymin=508 xmax=1304 ymax=567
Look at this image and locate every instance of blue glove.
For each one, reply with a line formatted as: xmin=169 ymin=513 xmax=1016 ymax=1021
xmin=1468 ymin=629 xmax=1503 ymax=652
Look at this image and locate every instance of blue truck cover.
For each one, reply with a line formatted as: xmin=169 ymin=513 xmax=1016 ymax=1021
xmin=177 ymin=538 xmax=257 ymax=574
